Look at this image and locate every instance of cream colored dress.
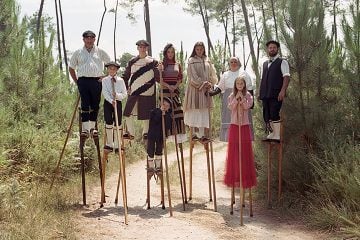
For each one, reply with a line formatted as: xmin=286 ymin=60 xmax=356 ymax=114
xmin=183 ymin=56 xmax=217 ymax=128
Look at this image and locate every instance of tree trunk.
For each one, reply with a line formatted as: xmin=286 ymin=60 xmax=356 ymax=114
xmin=222 ymin=16 xmax=228 ymax=70
xmin=197 ymin=0 xmax=214 ymax=56
xmin=54 ymin=0 xmax=63 ymax=74
xmin=251 ymin=5 xmax=262 ymax=65
xmin=332 ymin=0 xmax=338 ymax=45
xmin=270 ymin=0 xmax=281 ymax=55
xmin=240 ymin=0 xmax=260 ymax=89
xmin=231 ymin=0 xmax=236 ymax=56
xmin=97 ymin=0 xmax=107 ymax=46
xmin=113 ymin=0 xmax=119 ymax=60
xmin=58 ymin=0 xmax=69 ymax=82
xmin=36 ymin=0 xmax=45 ymax=35
xmin=144 ymin=0 xmax=152 ymax=56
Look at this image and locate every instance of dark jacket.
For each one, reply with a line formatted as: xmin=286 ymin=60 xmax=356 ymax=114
xmin=147 ymin=108 xmax=172 ymax=141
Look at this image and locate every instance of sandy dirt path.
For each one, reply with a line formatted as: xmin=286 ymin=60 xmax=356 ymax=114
xmin=74 ymin=141 xmax=325 ymax=240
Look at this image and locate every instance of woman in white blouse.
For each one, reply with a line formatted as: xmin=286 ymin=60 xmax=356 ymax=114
xmin=208 ymin=57 xmax=254 ymax=141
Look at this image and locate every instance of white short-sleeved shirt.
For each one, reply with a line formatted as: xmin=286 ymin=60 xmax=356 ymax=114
xmin=69 ymin=46 xmax=110 ymax=77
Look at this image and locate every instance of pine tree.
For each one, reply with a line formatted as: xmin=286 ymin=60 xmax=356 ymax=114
xmin=342 ymin=0 xmax=360 ymax=117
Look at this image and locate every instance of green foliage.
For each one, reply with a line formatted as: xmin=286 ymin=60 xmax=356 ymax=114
xmin=341 ymin=1 xmax=360 ymax=115
xmin=251 ymin=0 xmax=360 ymax=237
xmin=308 ymin=141 xmax=360 ymax=236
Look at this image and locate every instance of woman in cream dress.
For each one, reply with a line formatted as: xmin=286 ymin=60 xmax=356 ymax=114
xmin=183 ymin=41 xmax=218 ymax=142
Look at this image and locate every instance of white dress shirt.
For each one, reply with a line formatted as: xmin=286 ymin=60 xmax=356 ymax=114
xmin=102 ymin=75 xmax=127 ymax=104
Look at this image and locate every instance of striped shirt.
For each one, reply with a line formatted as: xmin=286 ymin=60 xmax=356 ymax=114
xmin=102 ymin=75 xmax=127 ymax=104
xmin=124 ymin=56 xmax=158 ymax=96
xmin=162 ymin=62 xmax=182 ymax=85
xmin=69 ymin=46 xmax=110 ymax=77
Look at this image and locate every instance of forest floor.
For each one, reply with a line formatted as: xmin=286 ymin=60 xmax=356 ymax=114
xmin=73 ymin=141 xmax=328 ymax=240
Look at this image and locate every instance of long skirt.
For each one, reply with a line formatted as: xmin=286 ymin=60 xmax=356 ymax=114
xmin=219 ymin=89 xmax=232 ymax=141
xmin=224 ymin=124 xmax=257 ymax=188
xmin=220 ymin=89 xmax=254 ymax=141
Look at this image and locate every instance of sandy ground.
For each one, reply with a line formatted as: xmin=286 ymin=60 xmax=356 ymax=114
xmin=74 ymin=141 xmax=326 ymax=240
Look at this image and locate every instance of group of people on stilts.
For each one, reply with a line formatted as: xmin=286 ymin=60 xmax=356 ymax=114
xmin=66 ymin=29 xmax=290 ymax=224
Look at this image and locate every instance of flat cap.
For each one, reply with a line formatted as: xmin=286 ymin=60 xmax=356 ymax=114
xmin=136 ymin=39 xmax=150 ymax=46
xmin=105 ymin=61 xmax=120 ymax=68
xmin=82 ymin=30 xmax=96 ymax=38
xmin=266 ymin=40 xmax=280 ymax=48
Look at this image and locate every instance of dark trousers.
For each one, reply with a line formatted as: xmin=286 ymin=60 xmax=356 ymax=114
xmin=104 ymin=100 xmax=122 ymax=125
xmin=262 ymin=98 xmax=282 ymax=122
xmin=77 ymin=77 xmax=102 ymax=122
xmin=147 ymin=138 xmax=163 ymax=158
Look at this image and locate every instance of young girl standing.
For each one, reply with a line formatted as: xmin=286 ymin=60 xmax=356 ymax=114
xmin=224 ymin=76 xmax=257 ymax=189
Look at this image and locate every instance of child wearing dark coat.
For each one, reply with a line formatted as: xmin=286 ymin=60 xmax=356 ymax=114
xmin=147 ymin=97 xmax=173 ymax=170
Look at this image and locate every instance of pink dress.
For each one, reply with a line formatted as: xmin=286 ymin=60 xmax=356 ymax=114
xmin=223 ymin=92 xmax=257 ymax=188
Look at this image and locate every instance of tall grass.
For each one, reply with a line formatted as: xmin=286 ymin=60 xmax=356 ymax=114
xmin=0 ymin=180 xmax=78 ymax=239
xmin=308 ymin=139 xmax=359 ymax=236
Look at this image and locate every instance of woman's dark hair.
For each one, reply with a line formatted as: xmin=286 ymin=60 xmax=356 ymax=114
xmin=162 ymin=43 xmax=176 ymax=69
xmin=190 ymin=41 xmax=207 ymax=58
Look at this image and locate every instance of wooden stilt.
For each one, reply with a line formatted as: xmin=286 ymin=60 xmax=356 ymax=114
xmin=230 ymin=186 xmax=234 ymax=215
xmin=209 ymin=140 xmax=217 ymax=211
xmin=146 ymin=157 xmax=152 ymax=209
xmin=160 ymin=71 xmax=173 ymax=217
xmin=249 ymin=188 xmax=253 ymax=217
xmin=100 ymin=126 xmax=108 ymax=206
xmin=189 ymin=127 xmax=193 ymax=201
xmin=278 ymin=120 xmax=284 ymax=201
xmin=265 ymin=119 xmax=284 ymax=206
xmin=50 ymin=96 xmax=80 ymax=190
xmin=160 ymin=164 xmax=165 ymax=209
xmin=267 ymin=143 xmax=272 ymax=208
xmin=206 ymin=93 xmax=217 ymax=211
xmin=205 ymin=144 xmax=212 ymax=202
xmin=80 ymin=136 xmax=86 ymax=205
xmin=93 ymin=134 xmax=103 ymax=204
xmin=179 ymin=143 xmax=187 ymax=203
xmin=169 ymin=92 xmax=185 ymax=210
xmin=112 ymin=82 xmax=128 ymax=224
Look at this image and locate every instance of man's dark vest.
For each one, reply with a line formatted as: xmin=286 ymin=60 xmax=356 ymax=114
xmin=259 ymin=58 xmax=283 ymax=99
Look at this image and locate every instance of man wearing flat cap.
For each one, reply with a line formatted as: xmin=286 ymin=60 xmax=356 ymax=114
xmin=259 ymin=40 xmax=290 ymax=141
xmin=69 ymin=30 xmax=110 ymax=138
xmin=122 ymin=39 xmax=159 ymax=140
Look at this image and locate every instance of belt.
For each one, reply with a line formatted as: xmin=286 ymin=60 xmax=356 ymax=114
xmin=79 ymin=76 xmax=101 ymax=80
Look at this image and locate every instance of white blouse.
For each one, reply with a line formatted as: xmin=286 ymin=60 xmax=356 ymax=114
xmin=217 ymin=69 xmax=253 ymax=92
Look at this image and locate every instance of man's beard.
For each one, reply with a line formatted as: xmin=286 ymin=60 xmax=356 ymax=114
xmin=269 ymin=51 xmax=277 ymax=57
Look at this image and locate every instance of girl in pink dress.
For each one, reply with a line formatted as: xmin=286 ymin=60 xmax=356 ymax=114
xmin=224 ymin=76 xmax=257 ymax=188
